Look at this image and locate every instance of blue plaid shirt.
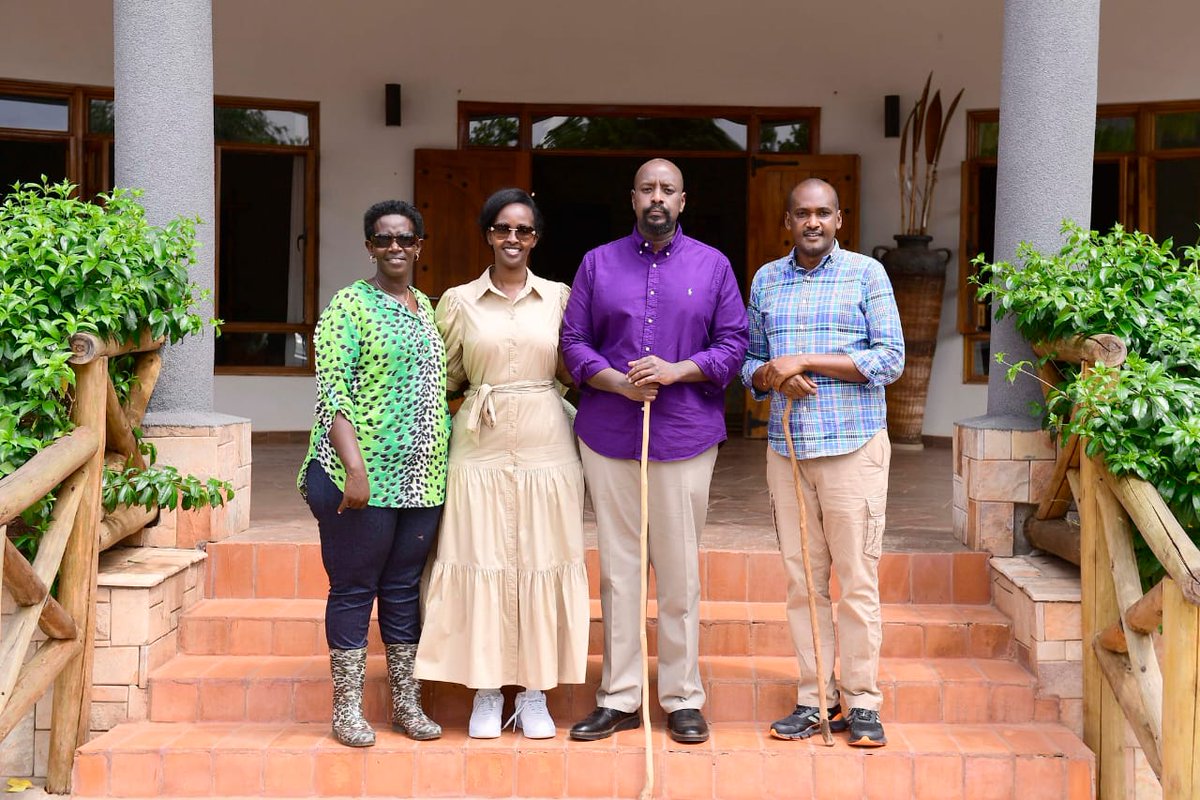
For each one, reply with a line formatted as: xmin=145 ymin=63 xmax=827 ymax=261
xmin=740 ymin=243 xmax=905 ymax=459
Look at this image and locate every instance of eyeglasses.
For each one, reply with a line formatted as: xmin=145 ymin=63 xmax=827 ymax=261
xmin=487 ymin=224 xmax=538 ymax=243
xmin=369 ymin=232 xmax=421 ymax=249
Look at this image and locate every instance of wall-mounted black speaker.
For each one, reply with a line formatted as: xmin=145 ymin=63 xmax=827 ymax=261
xmin=385 ymin=84 xmax=402 ymax=127
xmin=884 ymin=94 xmax=900 ymax=138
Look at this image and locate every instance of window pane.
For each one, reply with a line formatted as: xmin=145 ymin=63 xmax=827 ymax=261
xmin=215 ymin=332 xmax=309 ymax=368
xmin=89 ymin=99 xmax=114 ymax=134
xmin=759 ymin=120 xmax=811 ymax=154
xmin=82 ymin=139 xmax=115 ymax=200
xmin=217 ymin=151 xmax=307 ymax=327
xmin=1155 ymin=157 xmax=1200 ymax=251
xmin=975 ymin=121 xmax=999 ymax=158
xmin=1091 ymin=161 xmax=1123 ymax=232
xmin=978 ymin=117 xmax=1134 ymax=158
xmin=467 ymin=115 xmax=519 ymax=147
xmin=967 ymin=335 xmax=991 ymax=380
xmin=0 ymin=139 xmax=69 ymax=197
xmin=0 ymin=94 xmax=68 ymax=131
xmin=533 ymin=116 xmax=746 ymax=151
xmin=1155 ymin=111 xmax=1200 ymax=150
xmin=1095 ymin=116 xmax=1135 ymax=153
xmin=215 ymin=107 xmax=309 ymax=145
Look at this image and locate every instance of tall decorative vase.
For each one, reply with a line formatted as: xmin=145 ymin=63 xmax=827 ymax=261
xmin=872 ymin=235 xmax=952 ymax=448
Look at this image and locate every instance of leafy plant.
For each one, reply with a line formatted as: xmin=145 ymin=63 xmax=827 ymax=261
xmin=898 ymin=72 xmax=964 ymax=236
xmin=0 ymin=179 xmax=233 ymax=561
xmin=975 ymin=221 xmax=1200 ymax=584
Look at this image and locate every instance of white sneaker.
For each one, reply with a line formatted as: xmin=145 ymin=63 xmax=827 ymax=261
xmin=469 ymin=689 xmax=503 ymax=739
xmin=506 ymin=689 xmax=556 ymax=739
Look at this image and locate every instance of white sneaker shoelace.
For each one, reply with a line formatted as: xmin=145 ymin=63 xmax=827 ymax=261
xmin=469 ymin=689 xmax=504 ymax=739
xmin=506 ymin=689 xmax=556 ymax=739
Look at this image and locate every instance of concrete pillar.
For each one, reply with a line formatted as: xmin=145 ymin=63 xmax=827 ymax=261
xmin=112 ymin=1 xmax=251 ymax=545
xmin=987 ymin=0 xmax=1101 ymax=417
xmin=954 ymin=0 xmax=1100 ymax=558
xmin=114 ymin=0 xmax=215 ymax=417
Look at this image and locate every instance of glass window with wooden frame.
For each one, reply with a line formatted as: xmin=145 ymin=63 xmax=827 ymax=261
xmin=0 ymin=81 xmax=77 ymax=198
xmin=0 ymin=79 xmax=319 ymax=376
xmin=957 ymin=101 xmax=1199 ymax=383
xmin=210 ymin=97 xmax=318 ymax=375
xmin=459 ymin=102 xmax=819 ymax=154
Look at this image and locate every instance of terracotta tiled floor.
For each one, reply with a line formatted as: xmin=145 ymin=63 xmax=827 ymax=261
xmin=250 ymin=437 xmax=957 ymax=552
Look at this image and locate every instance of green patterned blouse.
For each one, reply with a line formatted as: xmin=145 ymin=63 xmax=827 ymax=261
xmin=297 ymin=279 xmax=450 ymax=508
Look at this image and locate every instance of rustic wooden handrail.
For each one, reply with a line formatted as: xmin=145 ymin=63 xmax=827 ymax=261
xmin=2 ymin=328 xmax=167 ymax=793
xmin=98 ymin=503 xmax=158 ymax=552
xmin=1125 ymin=580 xmax=1165 ymax=634
xmin=0 ymin=411 xmax=95 ymax=749
xmin=1096 ymin=579 xmax=1165 ymax=654
xmin=1032 ymin=333 xmax=1128 ymax=368
xmin=105 ymin=381 xmax=146 ymax=470
xmin=68 ymin=330 xmax=163 ymax=365
xmin=45 ymin=356 xmax=106 ymax=793
xmin=1027 ymin=334 xmax=1200 ymax=798
xmin=123 ymin=350 xmax=162 ymax=428
xmin=1102 ymin=471 xmax=1200 ymax=604
xmin=3 ymin=539 xmax=78 ymax=640
xmin=0 ymin=427 xmax=99 ymax=527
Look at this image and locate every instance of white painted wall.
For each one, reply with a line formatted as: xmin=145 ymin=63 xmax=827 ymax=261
xmin=3 ymin=0 xmax=1198 ymax=432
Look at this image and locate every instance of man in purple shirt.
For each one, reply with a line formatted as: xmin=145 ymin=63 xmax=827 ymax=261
xmin=561 ymin=158 xmax=748 ymax=744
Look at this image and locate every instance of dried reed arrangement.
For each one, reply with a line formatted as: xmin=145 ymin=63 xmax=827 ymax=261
xmin=898 ymin=73 xmax=964 ymax=236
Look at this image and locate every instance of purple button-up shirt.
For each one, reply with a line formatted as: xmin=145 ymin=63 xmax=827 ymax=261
xmin=561 ymin=227 xmax=749 ymax=462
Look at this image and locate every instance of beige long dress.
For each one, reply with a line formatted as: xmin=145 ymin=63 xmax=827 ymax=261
xmin=414 ymin=268 xmax=588 ymax=690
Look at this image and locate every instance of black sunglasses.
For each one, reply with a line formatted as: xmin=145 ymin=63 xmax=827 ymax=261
xmin=369 ymin=232 xmax=421 ymax=248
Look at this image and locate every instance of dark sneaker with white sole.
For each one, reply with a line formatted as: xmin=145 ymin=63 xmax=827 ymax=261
xmin=769 ymin=703 xmax=848 ymax=740
xmin=846 ymin=707 xmax=887 ymax=747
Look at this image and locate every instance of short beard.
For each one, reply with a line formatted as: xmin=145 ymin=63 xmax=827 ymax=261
xmin=640 ymin=208 xmax=675 ymax=238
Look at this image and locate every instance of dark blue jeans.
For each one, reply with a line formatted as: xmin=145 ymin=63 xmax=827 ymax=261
xmin=304 ymin=462 xmax=442 ymax=650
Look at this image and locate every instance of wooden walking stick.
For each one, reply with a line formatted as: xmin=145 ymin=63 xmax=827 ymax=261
xmin=782 ymin=397 xmax=835 ymax=746
xmin=637 ymin=399 xmax=655 ymax=800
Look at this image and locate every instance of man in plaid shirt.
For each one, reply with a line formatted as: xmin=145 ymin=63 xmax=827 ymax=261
xmin=740 ymin=178 xmax=904 ymax=747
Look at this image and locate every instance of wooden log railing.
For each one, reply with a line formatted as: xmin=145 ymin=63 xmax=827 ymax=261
xmin=1027 ymin=334 xmax=1200 ymax=799
xmin=0 ymin=330 xmax=163 ymax=794
xmin=70 ymin=332 xmax=166 ymax=552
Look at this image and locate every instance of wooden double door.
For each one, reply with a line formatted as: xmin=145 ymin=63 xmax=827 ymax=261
xmin=412 ymin=148 xmax=860 ymax=435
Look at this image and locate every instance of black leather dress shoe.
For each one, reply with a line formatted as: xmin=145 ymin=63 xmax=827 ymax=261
xmin=667 ymin=708 xmax=710 ymax=743
xmin=569 ymin=707 xmax=641 ymax=741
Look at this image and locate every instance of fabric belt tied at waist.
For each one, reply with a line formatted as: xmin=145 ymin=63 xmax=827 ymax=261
xmin=462 ymin=379 xmax=556 ymax=437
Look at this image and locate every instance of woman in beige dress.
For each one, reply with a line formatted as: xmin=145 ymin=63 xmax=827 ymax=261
xmin=415 ymin=188 xmax=588 ymax=739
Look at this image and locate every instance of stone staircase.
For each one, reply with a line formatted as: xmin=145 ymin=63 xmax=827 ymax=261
xmin=72 ymin=533 xmax=1094 ymax=798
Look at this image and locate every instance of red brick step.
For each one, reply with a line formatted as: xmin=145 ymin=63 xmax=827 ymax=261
xmin=178 ymin=597 xmax=1013 ymax=660
xmin=204 ymin=539 xmax=994 ymax=605
xmin=147 ymin=653 xmax=1040 ymax=726
xmin=73 ymin=720 xmax=1094 ymax=799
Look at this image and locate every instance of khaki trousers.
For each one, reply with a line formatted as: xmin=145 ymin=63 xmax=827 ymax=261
xmin=766 ymin=430 xmax=890 ymax=711
xmin=580 ymin=440 xmax=717 ymax=713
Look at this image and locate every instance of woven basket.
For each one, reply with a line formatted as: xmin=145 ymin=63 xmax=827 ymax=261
xmin=872 ymin=236 xmax=952 ymax=446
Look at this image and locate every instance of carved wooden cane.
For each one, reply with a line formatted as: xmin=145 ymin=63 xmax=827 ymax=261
xmin=637 ymin=399 xmax=655 ymax=799
xmin=783 ymin=397 xmax=835 ymax=746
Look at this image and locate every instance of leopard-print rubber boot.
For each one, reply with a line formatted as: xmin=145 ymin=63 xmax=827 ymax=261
xmin=385 ymin=643 xmax=442 ymax=740
xmin=329 ymin=647 xmax=375 ymax=747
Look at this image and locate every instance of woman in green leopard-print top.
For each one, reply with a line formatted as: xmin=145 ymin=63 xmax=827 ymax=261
xmin=297 ymin=200 xmax=449 ymax=747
